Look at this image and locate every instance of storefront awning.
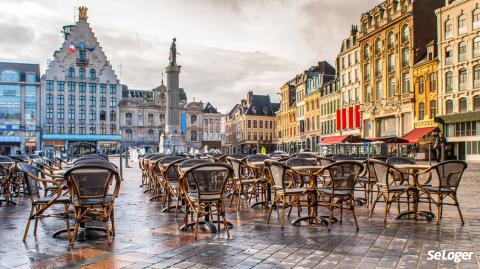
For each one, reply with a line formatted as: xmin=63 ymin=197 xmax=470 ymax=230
xmin=321 ymin=135 xmax=349 ymax=145
xmin=436 ymin=112 xmax=480 ymax=124
xmin=403 ymin=127 xmax=435 ymax=143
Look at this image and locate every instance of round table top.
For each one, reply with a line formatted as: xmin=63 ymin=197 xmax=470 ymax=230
xmin=248 ymin=161 xmax=266 ymax=167
xmin=290 ymin=165 xmax=323 ymax=171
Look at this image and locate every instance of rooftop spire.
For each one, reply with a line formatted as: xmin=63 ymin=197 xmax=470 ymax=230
xmin=79 ymin=6 xmax=88 ymax=20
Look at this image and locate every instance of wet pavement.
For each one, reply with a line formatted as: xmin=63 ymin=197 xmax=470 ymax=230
xmin=1 ymin=159 xmax=480 ymax=269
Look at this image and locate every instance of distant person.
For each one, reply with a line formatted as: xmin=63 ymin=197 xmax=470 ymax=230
xmin=261 ymin=146 xmax=267 ymax=155
xmin=435 ymin=132 xmax=447 ymax=162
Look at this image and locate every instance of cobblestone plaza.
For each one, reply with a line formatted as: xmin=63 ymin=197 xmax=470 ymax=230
xmin=0 ymin=159 xmax=479 ymax=269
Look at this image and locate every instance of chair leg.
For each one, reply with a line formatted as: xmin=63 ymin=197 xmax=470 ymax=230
xmin=103 ymin=208 xmax=112 ymax=246
xmin=236 ymin=186 xmax=242 ymax=211
xmin=23 ymin=207 xmax=35 ymax=241
xmin=436 ymin=195 xmax=443 ymax=225
xmin=194 ymin=205 xmax=200 ymax=240
xmin=266 ymin=196 xmax=277 ymax=224
xmin=350 ymin=197 xmax=359 ymax=232
xmin=70 ymin=209 xmax=81 ymax=246
xmin=339 ymin=198 xmax=343 ymax=224
xmin=452 ymin=195 xmax=464 ymax=225
xmin=281 ymin=196 xmax=286 ymax=225
xmin=384 ymin=194 xmax=389 ymax=223
xmin=110 ymin=207 xmax=116 ymax=236
xmin=64 ymin=204 xmax=71 ymax=241
xmin=369 ymin=192 xmax=381 ymax=218
xmin=327 ymin=196 xmax=334 ymax=231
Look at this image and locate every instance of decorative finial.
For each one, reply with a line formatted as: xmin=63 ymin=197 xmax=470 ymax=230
xmin=79 ymin=6 xmax=88 ymax=20
xmin=161 ymin=71 xmax=164 ymax=85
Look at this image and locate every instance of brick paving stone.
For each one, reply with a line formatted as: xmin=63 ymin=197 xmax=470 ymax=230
xmin=1 ymin=159 xmax=480 ymax=268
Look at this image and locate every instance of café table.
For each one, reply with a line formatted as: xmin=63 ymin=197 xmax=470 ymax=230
xmin=289 ymin=165 xmax=325 ymax=226
xmin=393 ymin=164 xmax=434 ymax=221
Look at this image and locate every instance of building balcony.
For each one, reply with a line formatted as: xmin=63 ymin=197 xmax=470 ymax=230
xmin=76 ymin=57 xmax=89 ymax=66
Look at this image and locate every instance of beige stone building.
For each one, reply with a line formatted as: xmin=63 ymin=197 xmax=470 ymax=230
xmin=436 ymin=0 xmax=480 ymax=161
xmin=358 ymin=0 xmax=443 ymax=138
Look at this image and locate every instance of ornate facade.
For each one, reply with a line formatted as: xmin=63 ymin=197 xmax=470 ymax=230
xmin=436 ymin=0 xmax=480 ymax=161
xmin=358 ymin=0 xmax=442 ymax=138
xmin=41 ymin=7 xmax=122 ymax=154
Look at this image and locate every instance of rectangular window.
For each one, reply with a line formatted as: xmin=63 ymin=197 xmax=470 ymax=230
xmin=79 ymin=109 xmax=86 ymax=120
xmin=89 ymin=110 xmax=96 ymax=120
xmin=68 ymin=123 xmax=75 ymax=134
xmin=110 ymin=124 xmax=116 ymax=134
xmin=109 ymin=84 xmax=116 ymax=94
xmin=109 ymin=97 xmax=116 ymax=107
xmin=46 ymin=93 xmax=54 ymax=105
xmin=68 ymin=109 xmax=75 ymax=120
xmin=46 ymin=80 xmax=54 ymax=91
xmin=79 ymin=82 xmax=86 ymax=93
xmin=100 ymin=96 xmax=106 ymax=107
xmin=89 ymin=124 xmax=96 ymax=134
xmin=79 ymin=124 xmax=86 ymax=134
xmin=68 ymin=81 xmax=75 ymax=92
xmin=89 ymin=83 xmax=96 ymax=93
xmin=57 ymin=108 xmax=64 ymax=119
xmin=57 ymin=94 xmax=64 ymax=105
xmin=68 ymin=95 xmax=75 ymax=106
xmin=89 ymin=96 xmax=96 ymax=106
xmin=58 ymin=123 xmax=64 ymax=134
xmin=57 ymin=81 xmax=65 ymax=91
xmin=100 ymin=84 xmax=106 ymax=94
xmin=100 ymin=110 xmax=106 ymax=121
xmin=402 ymin=72 xmax=410 ymax=94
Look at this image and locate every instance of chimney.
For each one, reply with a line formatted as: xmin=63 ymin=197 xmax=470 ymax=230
xmin=247 ymin=90 xmax=253 ymax=105
xmin=351 ymin=25 xmax=358 ymax=36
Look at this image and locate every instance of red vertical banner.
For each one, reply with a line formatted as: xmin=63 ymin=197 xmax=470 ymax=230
xmin=336 ymin=110 xmax=341 ymax=131
xmin=355 ymin=105 xmax=361 ymax=128
xmin=341 ymin=108 xmax=347 ymax=129
xmin=348 ymin=107 xmax=354 ymax=129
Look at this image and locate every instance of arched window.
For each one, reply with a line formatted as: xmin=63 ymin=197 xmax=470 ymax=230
xmin=474 ymin=37 xmax=480 ymax=58
xmin=474 ymin=95 xmax=480 ymax=111
xmin=418 ymin=76 xmax=425 ymax=94
xmin=459 ymin=98 xmax=468 ymax=112
xmin=445 ymin=71 xmax=453 ymax=93
xmin=430 ymin=100 xmax=437 ymax=118
xmin=68 ymin=67 xmax=75 ymax=78
xmin=190 ymin=115 xmax=197 ymax=124
xmin=401 ymin=25 xmax=409 ymax=42
xmin=388 ymin=32 xmax=395 ymax=48
xmin=458 ymin=15 xmax=467 ymax=35
xmin=125 ymin=112 xmax=132 ymax=125
xmin=459 ymin=68 xmax=467 ymax=91
xmin=375 ymin=38 xmax=382 ymax=54
xmin=191 ymin=130 xmax=197 ymax=141
xmin=0 ymin=70 xmax=19 ymax=82
xmin=418 ymin=102 xmax=425 ymax=120
xmin=89 ymin=69 xmax=96 ymax=80
xmin=445 ymin=19 xmax=453 ymax=39
xmin=474 ymin=9 xmax=480 ymax=29
xmin=79 ymin=68 xmax=85 ymax=79
xmin=445 ymin=100 xmax=454 ymax=114
xmin=445 ymin=46 xmax=453 ymax=65
xmin=364 ymin=44 xmax=370 ymax=59
xmin=474 ymin=65 xmax=480 ymax=88
xmin=458 ymin=41 xmax=467 ymax=62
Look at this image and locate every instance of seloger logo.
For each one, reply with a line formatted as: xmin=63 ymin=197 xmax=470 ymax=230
xmin=427 ymin=250 xmax=474 ymax=263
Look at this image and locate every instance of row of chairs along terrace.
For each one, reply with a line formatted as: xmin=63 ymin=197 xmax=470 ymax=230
xmin=139 ymin=152 xmax=467 ymax=240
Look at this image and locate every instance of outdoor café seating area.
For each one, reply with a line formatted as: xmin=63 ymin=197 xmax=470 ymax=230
xmin=0 ymin=153 xmax=121 ymax=246
xmin=0 ymin=150 xmax=477 ymax=268
xmin=139 ymin=151 xmax=468 ymax=239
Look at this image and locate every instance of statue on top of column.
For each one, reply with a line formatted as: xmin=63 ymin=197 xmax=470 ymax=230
xmin=169 ymin=38 xmax=177 ymax=67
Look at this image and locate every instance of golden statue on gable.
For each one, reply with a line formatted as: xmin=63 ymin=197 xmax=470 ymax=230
xmin=79 ymin=6 xmax=88 ymax=20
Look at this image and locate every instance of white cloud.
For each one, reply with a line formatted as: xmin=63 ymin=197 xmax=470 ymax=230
xmin=0 ymin=0 xmax=381 ymax=112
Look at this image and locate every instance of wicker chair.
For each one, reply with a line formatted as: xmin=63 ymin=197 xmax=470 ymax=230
xmin=156 ymin=156 xmax=186 ymax=211
xmin=17 ymin=162 xmax=71 ymax=241
xmin=176 ymin=159 xmax=211 ymax=216
xmin=317 ymin=161 xmax=364 ymax=231
xmin=0 ymin=157 xmax=14 ymax=206
xmin=244 ymin=155 xmax=270 ymax=207
xmin=226 ymin=157 xmax=249 ymax=210
xmin=180 ymin=163 xmax=233 ymax=239
xmin=264 ymin=160 xmax=313 ymax=225
xmin=418 ymin=160 xmax=468 ymax=225
xmin=64 ymin=163 xmax=121 ymax=246
xmin=368 ymin=159 xmax=414 ymax=222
